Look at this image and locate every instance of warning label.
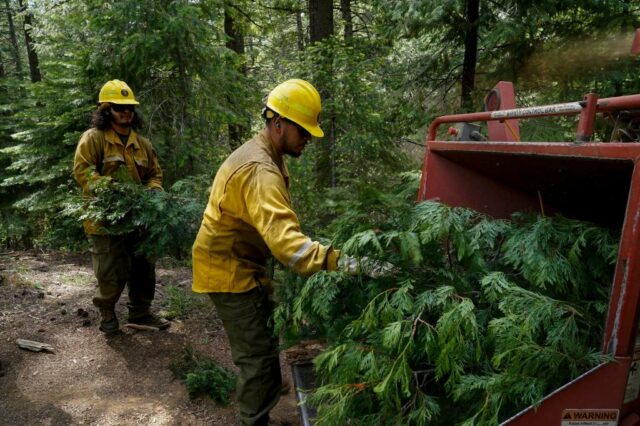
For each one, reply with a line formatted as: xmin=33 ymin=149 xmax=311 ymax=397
xmin=561 ymin=409 xmax=619 ymax=426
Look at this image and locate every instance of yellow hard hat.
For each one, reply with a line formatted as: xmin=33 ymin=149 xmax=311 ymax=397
xmin=98 ymin=79 xmax=139 ymax=105
xmin=265 ymin=79 xmax=324 ymax=138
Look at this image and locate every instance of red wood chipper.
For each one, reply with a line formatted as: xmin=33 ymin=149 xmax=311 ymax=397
xmin=417 ymin=30 xmax=640 ymax=426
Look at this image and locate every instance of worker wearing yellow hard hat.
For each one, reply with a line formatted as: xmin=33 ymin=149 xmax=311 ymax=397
xmin=73 ymin=79 xmax=169 ymax=334
xmin=192 ymin=78 xmax=336 ymax=425
xmin=192 ymin=78 xmax=394 ymax=425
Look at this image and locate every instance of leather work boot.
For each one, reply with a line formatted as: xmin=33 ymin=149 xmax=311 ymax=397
xmin=99 ymin=307 xmax=119 ymax=334
xmin=127 ymin=311 xmax=170 ymax=330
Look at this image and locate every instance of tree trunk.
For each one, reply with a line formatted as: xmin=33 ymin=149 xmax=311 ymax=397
xmin=174 ymin=47 xmax=194 ymax=178
xmin=18 ymin=0 xmax=41 ymax=82
xmin=308 ymin=0 xmax=334 ymax=189
xmin=5 ymin=0 xmax=23 ymax=77
xmin=309 ymin=0 xmax=333 ymax=42
xmin=224 ymin=6 xmax=245 ymax=72
xmin=341 ymin=0 xmax=353 ymax=40
xmin=460 ymin=0 xmax=480 ymax=112
xmin=224 ymin=4 xmax=247 ymax=149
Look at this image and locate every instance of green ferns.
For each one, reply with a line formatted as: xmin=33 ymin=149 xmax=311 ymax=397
xmin=275 ymin=199 xmax=618 ymax=425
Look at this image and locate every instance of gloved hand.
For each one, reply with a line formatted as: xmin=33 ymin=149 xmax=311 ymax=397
xmin=337 ymin=255 xmax=397 ymax=278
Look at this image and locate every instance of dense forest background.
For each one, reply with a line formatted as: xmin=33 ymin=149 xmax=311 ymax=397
xmin=1 ymin=0 xmax=639 ymax=252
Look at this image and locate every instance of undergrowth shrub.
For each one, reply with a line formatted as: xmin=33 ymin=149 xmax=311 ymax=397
xmin=170 ymin=347 xmax=237 ymax=404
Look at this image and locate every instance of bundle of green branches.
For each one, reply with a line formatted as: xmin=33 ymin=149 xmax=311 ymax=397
xmin=64 ymin=169 xmax=206 ymax=259
xmin=274 ymin=180 xmax=618 ymax=425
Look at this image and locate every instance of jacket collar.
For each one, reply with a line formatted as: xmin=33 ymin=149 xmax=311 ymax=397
xmin=256 ymin=128 xmax=278 ymax=160
xmin=104 ymin=127 xmax=140 ymax=150
xmin=256 ymin=128 xmax=289 ymax=182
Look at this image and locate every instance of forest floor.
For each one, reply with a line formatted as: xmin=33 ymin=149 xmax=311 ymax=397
xmin=0 ymin=250 xmax=301 ymax=426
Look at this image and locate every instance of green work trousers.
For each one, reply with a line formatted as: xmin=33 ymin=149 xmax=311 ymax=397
xmin=209 ymin=286 xmax=282 ymax=426
xmin=88 ymin=234 xmax=156 ymax=313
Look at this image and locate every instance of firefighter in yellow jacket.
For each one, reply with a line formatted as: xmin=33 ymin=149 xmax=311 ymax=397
xmin=192 ymin=79 xmax=341 ymax=425
xmin=74 ymin=79 xmax=169 ymax=334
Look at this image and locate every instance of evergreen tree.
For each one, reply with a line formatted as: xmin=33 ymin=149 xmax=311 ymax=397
xmin=0 ymin=0 xmax=254 ymax=248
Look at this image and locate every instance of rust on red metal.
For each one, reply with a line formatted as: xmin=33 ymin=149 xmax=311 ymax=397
xmin=418 ymin=90 xmax=640 ymax=424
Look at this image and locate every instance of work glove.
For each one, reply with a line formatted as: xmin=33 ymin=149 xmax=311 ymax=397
xmin=337 ymin=255 xmax=397 ymax=279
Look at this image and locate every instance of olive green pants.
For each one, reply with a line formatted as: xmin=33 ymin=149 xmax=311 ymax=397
xmin=209 ymin=286 xmax=282 ymax=426
xmin=88 ymin=234 xmax=156 ymax=314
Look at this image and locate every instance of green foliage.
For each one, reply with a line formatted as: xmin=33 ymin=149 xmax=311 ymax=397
xmin=1 ymin=0 xmax=248 ymax=250
xmin=3 ymin=0 xmax=639 ymax=250
xmin=63 ymin=175 xmax=208 ymax=259
xmin=275 ymin=172 xmax=421 ymax=344
xmin=0 ymin=66 xmax=92 ymax=249
xmin=170 ymin=346 xmax=237 ymax=404
xmin=266 ymin=31 xmax=417 ymax=230
xmin=276 ymin=178 xmax=618 ymax=425
xmin=69 ymin=0 xmax=256 ymax=181
xmin=502 ymin=212 xmax=617 ymax=300
xmin=372 ymin=0 xmax=640 ymax=131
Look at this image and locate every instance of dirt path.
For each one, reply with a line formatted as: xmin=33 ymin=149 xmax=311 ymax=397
xmin=0 ymin=250 xmax=301 ymax=425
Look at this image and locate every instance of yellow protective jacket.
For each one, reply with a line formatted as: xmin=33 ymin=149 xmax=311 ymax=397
xmin=73 ymin=128 xmax=163 ymax=234
xmin=192 ymin=129 xmax=340 ymax=293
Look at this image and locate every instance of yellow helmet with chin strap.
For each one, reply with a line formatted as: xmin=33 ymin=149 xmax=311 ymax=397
xmin=265 ymin=79 xmax=324 ymax=138
xmin=98 ymin=79 xmax=139 ymax=106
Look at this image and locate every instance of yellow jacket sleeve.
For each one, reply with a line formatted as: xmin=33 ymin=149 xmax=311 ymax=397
xmin=143 ymin=145 xmax=164 ymax=191
xmin=243 ymin=163 xmax=339 ymax=275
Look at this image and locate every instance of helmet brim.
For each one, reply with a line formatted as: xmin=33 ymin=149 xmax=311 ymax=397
xmin=306 ymin=124 xmax=324 ymax=138
xmin=269 ymin=104 xmax=325 ymax=138
xmin=107 ymin=100 xmax=140 ymax=105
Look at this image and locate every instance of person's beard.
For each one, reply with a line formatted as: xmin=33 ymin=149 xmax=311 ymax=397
xmin=285 ymin=149 xmax=302 ymax=158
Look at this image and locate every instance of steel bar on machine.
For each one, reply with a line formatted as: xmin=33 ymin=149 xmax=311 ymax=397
xmin=425 ymin=94 xmax=640 ymax=142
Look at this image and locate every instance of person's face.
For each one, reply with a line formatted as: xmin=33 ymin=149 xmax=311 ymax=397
xmin=280 ymin=118 xmax=312 ymax=158
xmin=109 ymin=104 xmax=135 ymax=128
